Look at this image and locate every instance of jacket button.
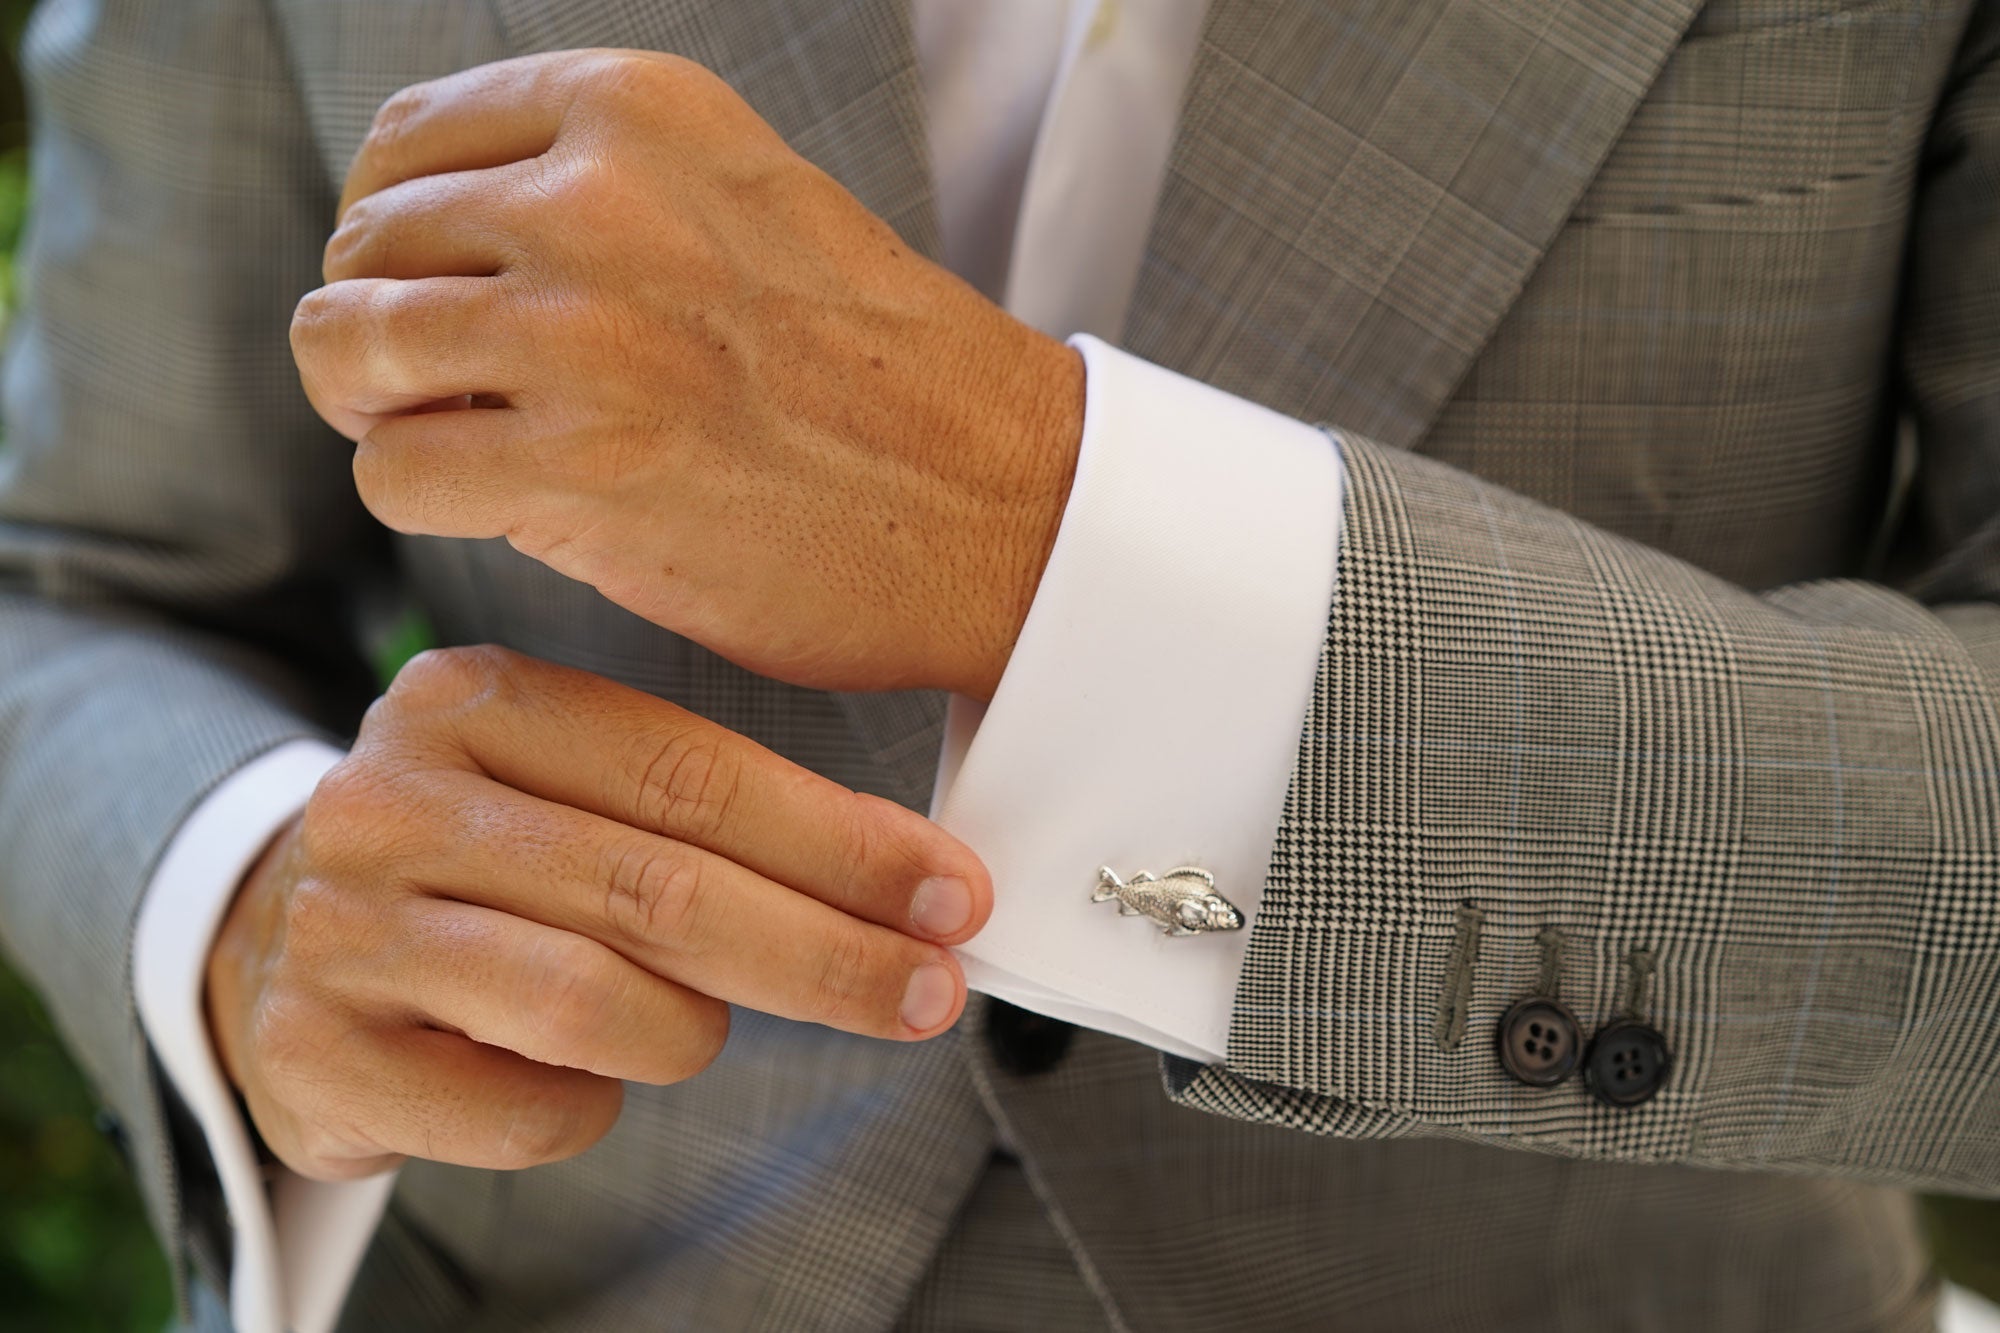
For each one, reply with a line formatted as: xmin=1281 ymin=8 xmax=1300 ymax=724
xmin=985 ymin=1000 xmax=1074 ymax=1076
xmin=93 ymin=1108 xmax=132 ymax=1167
xmin=1584 ymin=1018 xmax=1671 ymax=1107
xmin=1496 ymin=996 xmax=1582 ymax=1086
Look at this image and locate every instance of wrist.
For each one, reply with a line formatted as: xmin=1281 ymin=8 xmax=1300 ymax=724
xmin=203 ymin=816 xmax=300 ymax=1096
xmin=943 ymin=325 xmax=1086 ymax=700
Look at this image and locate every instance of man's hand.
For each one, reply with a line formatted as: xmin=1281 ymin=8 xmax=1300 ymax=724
xmin=205 ymin=646 xmax=991 ymax=1181
xmin=294 ymin=51 xmax=1086 ymax=700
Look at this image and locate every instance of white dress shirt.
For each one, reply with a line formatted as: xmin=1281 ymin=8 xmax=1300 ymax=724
xmin=131 ymin=3 xmax=1346 ymax=1329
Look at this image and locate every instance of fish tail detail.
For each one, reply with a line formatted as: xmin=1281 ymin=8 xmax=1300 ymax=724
xmin=1092 ymin=866 xmax=1122 ymax=902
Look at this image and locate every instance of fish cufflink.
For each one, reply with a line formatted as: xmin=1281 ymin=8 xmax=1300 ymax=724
xmin=1093 ymin=866 xmax=1244 ymax=937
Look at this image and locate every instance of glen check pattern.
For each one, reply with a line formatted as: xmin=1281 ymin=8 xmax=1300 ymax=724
xmin=1176 ymin=437 xmax=2000 ymax=1186
xmin=0 ymin=0 xmax=1992 ymax=1329
xmin=1144 ymin=0 xmax=2000 ymax=1201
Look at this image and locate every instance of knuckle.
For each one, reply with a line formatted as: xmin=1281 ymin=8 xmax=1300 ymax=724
xmin=291 ymin=279 xmax=349 ymax=326
xmin=812 ymin=792 xmax=934 ymax=926
xmin=298 ymin=760 xmax=394 ymax=868
xmin=850 ymin=793 xmax=934 ymax=880
xmin=289 ymin=287 xmax=349 ymax=371
xmin=289 ymin=286 xmax=331 ymax=344
xmin=322 ymin=207 xmax=381 ymax=280
xmin=600 ymin=840 xmax=706 ymax=948
xmin=293 ymin=785 xmax=343 ymax=869
xmin=250 ymin=987 xmax=331 ymax=1095
xmin=522 ymin=152 xmax=599 ymax=217
xmin=809 ymin=927 xmax=875 ymax=1027
xmin=388 ymin=645 xmax=473 ymax=702
xmin=831 ymin=793 xmax=892 ymax=911
xmin=586 ymin=49 xmax=678 ymax=106
xmin=277 ymin=875 xmax=353 ymax=963
xmin=291 ymin=283 xmax=402 ymax=406
xmin=307 ymin=752 xmax=380 ymax=814
xmin=526 ymin=938 xmax=616 ymax=1051
xmin=364 ymin=84 xmax=429 ymax=163
xmin=354 ymin=691 xmax=398 ymax=743
xmin=293 ymin=784 xmax=351 ymax=870
xmin=632 ymin=729 xmax=740 ymax=839
xmin=672 ymin=999 xmax=731 ymax=1079
xmin=355 ymin=275 xmax=417 ymax=341
xmin=334 ymin=194 xmax=379 ymax=233
xmin=349 ymin=440 xmax=404 ymax=526
xmin=390 ymin=644 xmax=521 ymax=713
xmin=244 ymin=1003 xmax=387 ymax=1176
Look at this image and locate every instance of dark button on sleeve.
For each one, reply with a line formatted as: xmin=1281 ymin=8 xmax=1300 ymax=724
xmin=1583 ymin=1018 xmax=1671 ymax=1107
xmin=93 ymin=1107 xmax=132 ymax=1166
xmin=985 ymin=999 xmax=1075 ymax=1076
xmin=1496 ymin=997 xmax=1582 ymax=1087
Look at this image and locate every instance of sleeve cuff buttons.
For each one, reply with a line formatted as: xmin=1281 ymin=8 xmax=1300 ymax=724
xmin=1497 ymin=997 xmax=1583 ymax=1087
xmin=1582 ymin=1018 xmax=1671 ymax=1107
xmin=1497 ymin=997 xmax=1672 ymax=1107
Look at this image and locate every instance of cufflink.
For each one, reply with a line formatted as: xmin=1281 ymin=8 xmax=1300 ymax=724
xmin=1093 ymin=865 xmax=1244 ymax=936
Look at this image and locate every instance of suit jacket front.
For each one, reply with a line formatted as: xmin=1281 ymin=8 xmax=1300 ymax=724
xmin=1 ymin=0 xmax=1994 ymax=1329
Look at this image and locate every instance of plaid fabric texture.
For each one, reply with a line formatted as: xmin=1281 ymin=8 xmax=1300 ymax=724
xmin=0 ymin=0 xmax=1991 ymax=1329
xmin=1151 ymin=0 xmax=2000 ymax=1197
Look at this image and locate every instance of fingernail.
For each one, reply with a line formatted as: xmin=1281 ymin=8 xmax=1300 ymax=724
xmin=909 ymin=875 xmax=974 ymax=939
xmin=899 ymin=962 xmax=958 ymax=1033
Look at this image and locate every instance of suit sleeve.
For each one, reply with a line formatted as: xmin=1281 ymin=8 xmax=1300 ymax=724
xmin=0 ymin=0 xmax=385 ymax=1305
xmin=1170 ymin=2 xmax=2000 ymax=1196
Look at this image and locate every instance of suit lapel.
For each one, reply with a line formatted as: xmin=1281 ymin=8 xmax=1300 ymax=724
xmin=1124 ymin=0 xmax=1704 ymax=445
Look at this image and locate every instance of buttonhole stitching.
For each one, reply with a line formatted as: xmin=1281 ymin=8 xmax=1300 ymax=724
xmin=1535 ymin=925 xmax=1567 ymax=999
xmin=1621 ymin=947 xmax=1657 ymax=1019
xmin=1433 ymin=903 xmax=1484 ymax=1052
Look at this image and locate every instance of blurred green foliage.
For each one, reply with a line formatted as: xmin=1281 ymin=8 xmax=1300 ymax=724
xmin=1 ymin=967 xmax=173 ymax=1332
xmin=0 ymin=2 xmax=1992 ymax=1331
xmin=0 ymin=6 xmax=174 ymax=1329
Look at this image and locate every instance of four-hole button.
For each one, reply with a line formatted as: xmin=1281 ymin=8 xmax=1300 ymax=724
xmin=1583 ymin=1018 xmax=1671 ymax=1107
xmin=1496 ymin=996 xmax=1582 ymax=1087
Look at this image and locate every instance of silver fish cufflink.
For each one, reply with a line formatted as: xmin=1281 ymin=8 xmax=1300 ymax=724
xmin=1093 ymin=866 xmax=1245 ymax=937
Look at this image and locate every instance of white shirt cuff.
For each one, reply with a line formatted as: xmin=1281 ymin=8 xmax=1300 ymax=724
xmin=132 ymin=738 xmax=396 ymax=1333
xmin=933 ymin=335 xmax=1344 ymax=1063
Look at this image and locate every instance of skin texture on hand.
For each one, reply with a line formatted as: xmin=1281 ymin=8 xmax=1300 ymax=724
xmin=203 ymin=646 xmax=992 ymax=1181
xmin=294 ymin=50 xmax=1087 ymax=700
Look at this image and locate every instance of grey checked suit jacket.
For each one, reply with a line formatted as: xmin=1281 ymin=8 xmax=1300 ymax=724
xmin=1 ymin=0 xmax=1995 ymax=1328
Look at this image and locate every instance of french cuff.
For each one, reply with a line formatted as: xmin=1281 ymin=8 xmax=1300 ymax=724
xmin=133 ymin=738 xmax=396 ymax=1333
xmin=932 ymin=334 xmax=1344 ymax=1063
